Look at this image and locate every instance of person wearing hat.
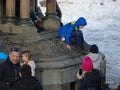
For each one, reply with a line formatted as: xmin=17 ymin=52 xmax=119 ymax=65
xmin=58 ymin=17 xmax=87 ymax=50
xmin=86 ymin=44 xmax=104 ymax=70
xmin=76 ymin=56 xmax=101 ymax=90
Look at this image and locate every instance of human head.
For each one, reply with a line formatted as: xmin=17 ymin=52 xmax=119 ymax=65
xmin=89 ymin=44 xmax=99 ymax=53
xmin=82 ymin=56 xmax=93 ymax=72
xmin=74 ymin=17 xmax=87 ymax=29
xmin=9 ymin=46 xmax=21 ymax=64
xmin=20 ymin=64 xmax=31 ymax=76
xmin=21 ymin=50 xmax=31 ymax=62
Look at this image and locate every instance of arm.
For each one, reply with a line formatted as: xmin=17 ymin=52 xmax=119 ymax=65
xmin=65 ymin=26 xmax=75 ymax=49
xmin=76 ymin=69 xmax=83 ymax=80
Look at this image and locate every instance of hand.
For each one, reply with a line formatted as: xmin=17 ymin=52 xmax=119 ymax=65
xmin=77 ymin=72 xmax=83 ymax=79
xmin=61 ymin=37 xmax=65 ymax=42
xmin=66 ymin=44 xmax=71 ymax=49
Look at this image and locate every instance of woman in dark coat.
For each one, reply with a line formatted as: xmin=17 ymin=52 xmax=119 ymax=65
xmin=77 ymin=56 xmax=101 ymax=90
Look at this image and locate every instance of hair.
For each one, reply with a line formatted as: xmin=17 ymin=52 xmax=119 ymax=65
xmin=22 ymin=50 xmax=31 ymax=60
xmin=20 ymin=64 xmax=31 ymax=76
xmin=10 ymin=46 xmax=21 ymax=52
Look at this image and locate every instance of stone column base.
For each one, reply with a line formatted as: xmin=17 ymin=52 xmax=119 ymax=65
xmin=43 ymin=13 xmax=60 ymax=31
xmin=17 ymin=18 xmax=34 ymax=26
xmin=2 ymin=16 xmax=17 ymax=24
xmin=0 ymin=24 xmax=37 ymax=35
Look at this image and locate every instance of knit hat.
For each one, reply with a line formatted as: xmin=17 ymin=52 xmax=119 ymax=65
xmin=82 ymin=56 xmax=93 ymax=71
xmin=90 ymin=44 xmax=99 ymax=53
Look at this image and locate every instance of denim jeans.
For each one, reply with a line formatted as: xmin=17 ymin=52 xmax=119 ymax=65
xmin=72 ymin=30 xmax=84 ymax=46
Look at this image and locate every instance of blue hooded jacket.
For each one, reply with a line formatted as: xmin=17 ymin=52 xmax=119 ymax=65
xmin=58 ymin=17 xmax=87 ymax=44
xmin=0 ymin=52 xmax=8 ymax=62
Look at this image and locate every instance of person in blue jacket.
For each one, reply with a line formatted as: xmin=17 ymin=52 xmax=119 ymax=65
xmin=0 ymin=38 xmax=8 ymax=63
xmin=58 ymin=17 xmax=87 ymax=49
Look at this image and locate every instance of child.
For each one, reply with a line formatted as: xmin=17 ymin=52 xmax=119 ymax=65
xmin=21 ymin=50 xmax=36 ymax=77
xmin=58 ymin=17 xmax=87 ymax=50
xmin=77 ymin=56 xmax=101 ymax=90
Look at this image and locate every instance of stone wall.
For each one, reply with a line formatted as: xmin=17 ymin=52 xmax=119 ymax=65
xmin=1 ymin=30 xmax=87 ymax=90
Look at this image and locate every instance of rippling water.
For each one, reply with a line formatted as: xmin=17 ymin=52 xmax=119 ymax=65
xmin=84 ymin=21 xmax=120 ymax=89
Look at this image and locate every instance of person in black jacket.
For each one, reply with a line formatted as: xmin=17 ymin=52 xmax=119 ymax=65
xmin=76 ymin=56 xmax=101 ymax=90
xmin=10 ymin=64 xmax=43 ymax=90
xmin=0 ymin=46 xmax=21 ymax=90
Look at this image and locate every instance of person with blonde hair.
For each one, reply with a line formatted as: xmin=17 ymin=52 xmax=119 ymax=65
xmin=21 ymin=50 xmax=36 ymax=77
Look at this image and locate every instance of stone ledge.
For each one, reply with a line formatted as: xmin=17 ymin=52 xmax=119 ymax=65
xmin=0 ymin=24 xmax=37 ymax=35
xmin=36 ymin=55 xmax=84 ymax=69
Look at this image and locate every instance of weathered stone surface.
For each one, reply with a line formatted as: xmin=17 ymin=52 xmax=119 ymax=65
xmin=0 ymin=30 xmax=86 ymax=90
xmin=0 ymin=24 xmax=37 ymax=35
xmin=1 ymin=30 xmax=105 ymax=90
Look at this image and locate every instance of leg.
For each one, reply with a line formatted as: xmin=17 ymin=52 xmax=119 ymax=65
xmin=72 ymin=30 xmax=84 ymax=46
xmin=30 ymin=9 xmax=38 ymax=21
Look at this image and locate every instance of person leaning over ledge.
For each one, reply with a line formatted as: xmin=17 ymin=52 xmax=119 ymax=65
xmin=58 ymin=17 xmax=87 ymax=50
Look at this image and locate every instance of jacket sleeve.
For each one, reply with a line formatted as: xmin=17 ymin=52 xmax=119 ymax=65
xmin=65 ymin=25 xmax=74 ymax=44
xmin=58 ymin=24 xmax=68 ymax=38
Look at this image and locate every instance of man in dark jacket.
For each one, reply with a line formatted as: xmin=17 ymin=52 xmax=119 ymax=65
xmin=0 ymin=47 xmax=21 ymax=90
xmin=10 ymin=64 xmax=43 ymax=90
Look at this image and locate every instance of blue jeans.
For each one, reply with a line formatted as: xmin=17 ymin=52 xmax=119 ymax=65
xmin=30 ymin=10 xmax=38 ymax=21
xmin=72 ymin=30 xmax=84 ymax=46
